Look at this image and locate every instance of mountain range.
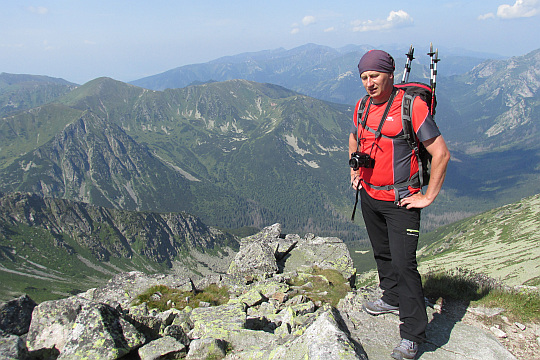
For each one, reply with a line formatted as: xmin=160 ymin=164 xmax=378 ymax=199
xmin=1 ymin=44 xmax=540 ymax=240
xmin=130 ymin=43 xmax=491 ymax=106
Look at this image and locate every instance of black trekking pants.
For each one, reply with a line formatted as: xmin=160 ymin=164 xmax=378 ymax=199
xmin=360 ymin=188 xmax=427 ymax=343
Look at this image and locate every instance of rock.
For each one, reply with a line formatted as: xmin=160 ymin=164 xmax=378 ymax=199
xmin=0 ymin=331 xmax=28 ymax=360
xmin=467 ymin=305 xmax=505 ymax=317
xmin=138 ymin=336 xmax=187 ymax=360
xmin=514 ymin=322 xmax=526 ymax=331
xmin=225 ymin=328 xmax=279 ymax=354
xmin=490 ymin=325 xmax=508 ymax=338
xmin=337 ymin=290 xmax=518 ymax=360
xmin=228 ymin=240 xmax=278 ymax=276
xmin=186 ymin=337 xmax=227 ymax=360
xmin=189 ymin=303 xmax=246 ymax=340
xmin=0 ymin=223 xmax=525 ymax=360
xmin=253 ymin=307 xmax=366 ymax=360
xmin=279 ymin=234 xmax=357 ymax=286
xmin=26 ymin=296 xmax=146 ymax=359
xmin=162 ymin=323 xmax=190 ymax=345
xmin=0 ymin=294 xmax=37 ymax=336
xmin=194 ymin=274 xmax=222 ymax=291
xmin=235 ymin=288 xmax=266 ymax=307
xmin=82 ymin=271 xmax=193 ymax=308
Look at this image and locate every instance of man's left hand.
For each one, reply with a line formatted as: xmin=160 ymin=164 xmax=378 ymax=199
xmin=399 ymin=193 xmax=433 ymax=209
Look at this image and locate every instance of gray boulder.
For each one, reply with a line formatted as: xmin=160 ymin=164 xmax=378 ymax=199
xmin=138 ymin=336 xmax=186 ymax=360
xmin=189 ymin=303 xmax=247 ymax=340
xmin=186 ymin=338 xmax=227 ymax=360
xmin=26 ymin=297 xmax=146 ymax=359
xmin=337 ymin=290 xmax=517 ymax=360
xmin=227 ymin=240 xmax=278 ymax=275
xmin=227 ymin=223 xmax=356 ymax=287
xmin=0 ymin=294 xmax=36 ymax=336
xmin=281 ymin=234 xmax=357 ymax=286
xmin=224 ymin=306 xmax=366 ymax=360
xmin=0 ymin=331 xmax=27 ymax=360
xmin=80 ymin=271 xmax=193 ymax=308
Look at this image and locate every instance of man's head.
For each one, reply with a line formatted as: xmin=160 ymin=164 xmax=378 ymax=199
xmin=357 ymin=50 xmax=395 ymax=104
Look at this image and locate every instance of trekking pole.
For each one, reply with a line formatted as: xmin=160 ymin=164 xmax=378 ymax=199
xmin=428 ymin=43 xmax=440 ymax=115
xmin=401 ymin=45 xmax=415 ymax=83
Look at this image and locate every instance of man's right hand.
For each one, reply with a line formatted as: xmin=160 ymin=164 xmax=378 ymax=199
xmin=351 ymin=174 xmax=362 ymax=190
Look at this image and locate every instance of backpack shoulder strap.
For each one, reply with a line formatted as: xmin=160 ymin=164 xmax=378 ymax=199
xmin=401 ymin=92 xmax=430 ymax=189
xmin=400 ymin=92 xmax=417 ymax=151
xmin=353 ymin=95 xmax=370 ymax=128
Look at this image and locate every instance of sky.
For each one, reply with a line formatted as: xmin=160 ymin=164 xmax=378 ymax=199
xmin=1 ymin=0 xmax=540 ymax=85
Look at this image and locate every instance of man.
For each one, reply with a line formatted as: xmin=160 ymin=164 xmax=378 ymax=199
xmin=349 ymin=50 xmax=450 ymax=360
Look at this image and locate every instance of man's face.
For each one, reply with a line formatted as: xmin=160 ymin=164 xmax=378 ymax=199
xmin=360 ymin=71 xmax=394 ymax=104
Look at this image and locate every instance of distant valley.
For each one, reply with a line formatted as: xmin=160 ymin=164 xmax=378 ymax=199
xmin=0 ymin=191 xmax=238 ymax=302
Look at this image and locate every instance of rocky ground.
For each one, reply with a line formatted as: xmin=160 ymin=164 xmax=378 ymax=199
xmin=1 ymin=223 xmax=537 ymax=359
xmin=444 ymin=300 xmax=540 ymax=360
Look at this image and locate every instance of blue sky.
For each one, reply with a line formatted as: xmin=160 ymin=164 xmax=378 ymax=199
xmin=1 ymin=1 xmax=539 ymax=84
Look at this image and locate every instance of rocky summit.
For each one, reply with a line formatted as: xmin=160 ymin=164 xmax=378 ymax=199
xmin=0 ymin=224 xmax=516 ymax=359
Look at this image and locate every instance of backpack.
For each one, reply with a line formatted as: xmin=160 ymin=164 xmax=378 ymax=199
xmin=354 ymin=81 xmax=436 ymax=190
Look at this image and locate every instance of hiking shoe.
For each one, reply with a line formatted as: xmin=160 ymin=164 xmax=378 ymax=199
xmin=362 ymin=298 xmax=399 ymax=315
xmin=391 ymin=338 xmax=418 ymax=359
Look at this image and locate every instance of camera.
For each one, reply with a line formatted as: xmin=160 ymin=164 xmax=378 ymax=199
xmin=349 ymin=152 xmax=375 ymax=170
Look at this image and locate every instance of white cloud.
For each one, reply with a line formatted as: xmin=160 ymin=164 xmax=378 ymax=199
xmin=478 ymin=12 xmax=496 ymax=20
xmin=302 ymin=15 xmax=316 ymax=26
xmin=498 ymin=0 xmax=539 ymax=18
xmin=291 ymin=28 xmax=300 ymax=35
xmin=352 ymin=10 xmax=413 ymax=32
xmin=324 ymin=27 xmax=335 ymax=33
xmin=480 ymin=0 xmax=539 ymax=19
xmin=27 ymin=6 xmax=48 ymax=15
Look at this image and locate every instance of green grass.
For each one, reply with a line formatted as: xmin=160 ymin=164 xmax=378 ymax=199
xmin=423 ymin=268 xmax=540 ymax=323
xmin=133 ymin=284 xmax=229 ymax=312
xmin=287 ymin=267 xmax=351 ymax=307
xmin=477 ymin=289 xmax=540 ymax=323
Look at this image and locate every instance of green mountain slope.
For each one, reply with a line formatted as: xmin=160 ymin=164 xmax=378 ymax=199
xmin=417 ymin=193 xmax=540 ymax=287
xmin=439 ymin=49 xmax=540 ymax=151
xmin=0 ymin=73 xmax=77 ymax=117
xmin=0 ymin=192 xmax=238 ymax=302
xmin=0 ymin=78 xmax=362 ymax=238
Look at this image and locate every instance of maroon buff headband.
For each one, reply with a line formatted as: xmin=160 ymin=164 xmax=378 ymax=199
xmin=357 ymin=50 xmax=395 ymax=75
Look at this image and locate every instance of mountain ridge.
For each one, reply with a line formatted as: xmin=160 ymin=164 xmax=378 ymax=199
xmin=1 ymin=46 xmax=540 ymax=239
xmin=0 ymin=78 xmax=359 ymax=238
xmin=0 ymin=191 xmax=239 ymax=302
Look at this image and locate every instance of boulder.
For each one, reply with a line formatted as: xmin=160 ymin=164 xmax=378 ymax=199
xmin=186 ymin=337 xmax=227 ymax=360
xmin=138 ymin=336 xmax=186 ymax=360
xmin=225 ymin=306 xmax=366 ymax=360
xmin=228 ymin=241 xmax=278 ymax=276
xmin=0 ymin=294 xmax=36 ymax=336
xmin=280 ymin=234 xmax=356 ymax=286
xmin=0 ymin=331 xmax=27 ymax=360
xmin=26 ymin=297 xmax=146 ymax=359
xmin=189 ymin=303 xmax=246 ymax=340
xmin=81 ymin=271 xmax=193 ymax=308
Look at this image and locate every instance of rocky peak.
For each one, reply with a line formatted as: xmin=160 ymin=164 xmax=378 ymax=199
xmin=0 ymin=224 xmax=517 ymax=359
